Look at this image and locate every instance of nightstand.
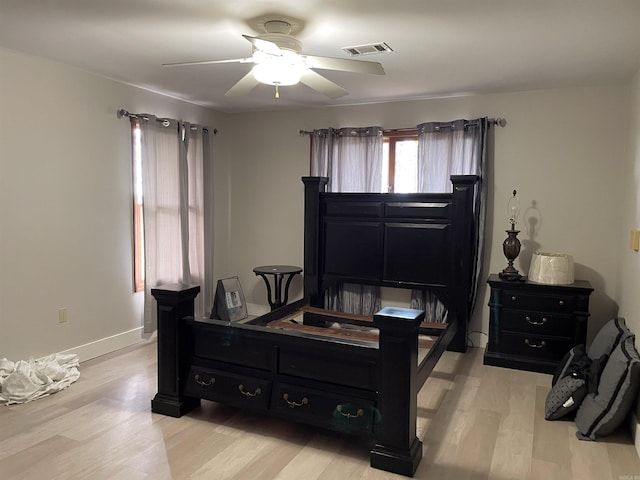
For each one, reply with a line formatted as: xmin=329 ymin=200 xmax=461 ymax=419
xmin=484 ymin=274 xmax=593 ymax=374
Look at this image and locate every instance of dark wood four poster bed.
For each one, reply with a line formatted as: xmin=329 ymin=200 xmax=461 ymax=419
xmin=150 ymin=175 xmax=478 ymax=477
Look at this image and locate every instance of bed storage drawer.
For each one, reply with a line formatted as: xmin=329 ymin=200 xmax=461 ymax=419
xmin=184 ymin=366 xmax=271 ymax=410
xmin=271 ymin=382 xmax=377 ymax=435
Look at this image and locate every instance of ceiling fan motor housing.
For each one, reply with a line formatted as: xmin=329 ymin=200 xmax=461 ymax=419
xmin=254 ymin=33 xmax=302 ymax=55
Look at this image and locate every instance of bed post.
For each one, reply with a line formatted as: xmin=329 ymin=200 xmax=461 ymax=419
xmin=448 ymin=175 xmax=478 ymax=352
xmin=370 ymin=306 xmax=424 ymax=477
xmin=302 ymin=176 xmax=329 ymax=308
xmin=150 ymin=284 xmax=201 ymax=417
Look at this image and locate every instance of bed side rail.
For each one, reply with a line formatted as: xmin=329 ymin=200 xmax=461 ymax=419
xmin=417 ymin=316 xmax=458 ymax=388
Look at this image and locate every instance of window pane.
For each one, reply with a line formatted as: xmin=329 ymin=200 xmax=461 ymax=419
xmin=394 ymin=140 xmax=418 ymax=193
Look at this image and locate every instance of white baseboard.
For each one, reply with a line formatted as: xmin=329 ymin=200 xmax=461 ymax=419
xmin=61 ymin=327 xmax=153 ymax=362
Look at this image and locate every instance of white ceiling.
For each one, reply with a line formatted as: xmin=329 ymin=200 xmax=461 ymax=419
xmin=1 ymin=0 xmax=639 ymax=113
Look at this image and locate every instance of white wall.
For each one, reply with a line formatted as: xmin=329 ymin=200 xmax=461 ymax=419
xmin=1 ymin=45 xmax=634 ymax=363
xmin=227 ymin=85 xmax=631 ymax=346
xmin=619 ymin=70 xmax=640 ymax=334
xmin=0 ymin=48 xmax=229 ymax=361
xmin=614 ymin=66 xmax=640 ymax=456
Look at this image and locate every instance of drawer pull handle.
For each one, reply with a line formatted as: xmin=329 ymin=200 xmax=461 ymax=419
xmin=524 ymin=339 xmax=546 ymax=349
xmin=525 ymin=316 xmax=548 ymax=326
xmin=511 ymin=296 xmax=517 ymax=301
xmin=336 ymin=405 xmax=364 ymax=419
xmin=559 ymin=300 xmax=565 ymax=306
xmin=194 ymin=374 xmax=215 ymax=387
xmin=238 ymin=384 xmax=262 ymax=397
xmin=283 ymin=393 xmax=308 ymax=408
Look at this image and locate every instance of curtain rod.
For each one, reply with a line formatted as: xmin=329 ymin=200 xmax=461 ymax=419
xmin=117 ymin=109 xmax=217 ymax=135
xmin=299 ymin=117 xmax=507 ymax=136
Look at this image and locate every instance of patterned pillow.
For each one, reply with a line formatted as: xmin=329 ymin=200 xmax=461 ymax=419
xmin=575 ymin=335 xmax=640 ymax=440
xmin=546 ymin=344 xmax=589 ymax=420
xmin=545 ymin=375 xmax=588 ymax=420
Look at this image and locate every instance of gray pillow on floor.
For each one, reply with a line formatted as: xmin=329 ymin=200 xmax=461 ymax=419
xmin=575 ymin=335 xmax=640 ymax=440
xmin=588 ymin=317 xmax=633 ymax=360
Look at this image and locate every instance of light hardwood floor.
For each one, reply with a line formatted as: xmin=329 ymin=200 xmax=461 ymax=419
xmin=2 ymin=342 xmax=640 ymax=480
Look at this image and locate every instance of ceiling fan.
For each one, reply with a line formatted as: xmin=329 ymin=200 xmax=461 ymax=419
xmin=163 ymin=19 xmax=385 ymax=99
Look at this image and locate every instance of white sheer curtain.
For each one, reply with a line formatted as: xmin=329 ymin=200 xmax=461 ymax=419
xmin=310 ymin=127 xmax=384 ymax=315
xmin=412 ymin=118 xmax=488 ymax=320
xmin=137 ymin=115 xmax=210 ymax=332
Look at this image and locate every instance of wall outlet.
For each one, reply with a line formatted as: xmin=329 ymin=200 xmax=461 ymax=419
xmin=58 ymin=307 xmax=68 ymax=323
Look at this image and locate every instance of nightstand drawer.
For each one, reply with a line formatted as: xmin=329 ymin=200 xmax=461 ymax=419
xmin=501 ymin=310 xmax=574 ymax=337
xmin=497 ymin=331 xmax=573 ymax=361
xmin=184 ymin=366 xmax=271 ymax=410
xmin=501 ymin=291 xmax=575 ymax=313
xmin=271 ymin=382 xmax=377 ymax=435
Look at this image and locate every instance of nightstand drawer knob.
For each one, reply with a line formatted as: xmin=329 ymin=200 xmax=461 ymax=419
xmin=524 ymin=339 xmax=546 ymax=349
xmin=525 ymin=316 xmax=547 ymax=326
xmin=511 ymin=296 xmax=517 ymax=301
xmin=559 ymin=300 xmax=565 ymax=306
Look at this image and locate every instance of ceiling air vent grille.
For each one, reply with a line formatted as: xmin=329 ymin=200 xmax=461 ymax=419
xmin=341 ymin=42 xmax=393 ymax=56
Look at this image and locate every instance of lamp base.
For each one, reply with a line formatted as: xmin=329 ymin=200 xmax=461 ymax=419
xmin=499 ymin=269 xmax=526 ymax=282
xmin=500 ymin=229 xmax=524 ymax=281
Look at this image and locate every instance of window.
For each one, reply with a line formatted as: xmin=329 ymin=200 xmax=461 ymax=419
xmin=132 ymin=120 xmax=144 ymax=292
xmin=382 ymin=130 xmax=418 ymax=193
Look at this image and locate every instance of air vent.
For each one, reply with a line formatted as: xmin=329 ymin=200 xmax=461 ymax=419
xmin=341 ymin=42 xmax=393 ymax=56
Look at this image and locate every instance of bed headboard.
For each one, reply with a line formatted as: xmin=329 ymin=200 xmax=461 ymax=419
xmin=302 ymin=175 xmax=478 ymax=351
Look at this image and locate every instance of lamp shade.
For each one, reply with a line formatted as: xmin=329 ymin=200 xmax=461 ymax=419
xmin=528 ymin=252 xmax=574 ymax=285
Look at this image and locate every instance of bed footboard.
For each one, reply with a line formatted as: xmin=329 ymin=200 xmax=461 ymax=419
xmin=151 ymin=285 xmax=427 ymax=477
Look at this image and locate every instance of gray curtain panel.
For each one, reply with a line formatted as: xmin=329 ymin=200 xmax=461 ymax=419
xmin=311 ymin=127 xmax=383 ymax=315
xmin=414 ymin=117 xmax=488 ymax=321
xmin=133 ymin=115 xmax=211 ymax=332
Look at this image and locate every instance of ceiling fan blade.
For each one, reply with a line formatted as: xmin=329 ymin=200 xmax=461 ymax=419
xmin=242 ymin=35 xmax=282 ymax=56
xmin=303 ymin=55 xmax=385 ymax=75
xmin=300 ymin=70 xmax=348 ymax=99
xmin=163 ymin=58 xmax=254 ymax=67
xmin=225 ymin=71 xmax=259 ymax=97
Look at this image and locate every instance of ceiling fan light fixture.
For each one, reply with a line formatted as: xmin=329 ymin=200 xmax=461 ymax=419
xmin=252 ymin=52 xmax=307 ymax=86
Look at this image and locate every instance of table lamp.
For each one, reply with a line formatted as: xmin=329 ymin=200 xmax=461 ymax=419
xmin=499 ymin=190 xmax=524 ymax=281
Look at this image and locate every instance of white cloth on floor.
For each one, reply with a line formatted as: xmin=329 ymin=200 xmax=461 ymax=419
xmin=0 ymin=353 xmax=80 ymax=405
